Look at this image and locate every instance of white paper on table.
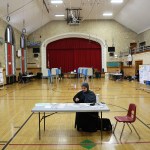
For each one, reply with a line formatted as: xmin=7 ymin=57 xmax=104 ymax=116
xmin=35 ymin=103 xmax=50 ymax=107
xmin=69 ymin=104 xmax=84 ymax=108
xmin=57 ymin=104 xmax=66 ymax=108
xmin=45 ymin=105 xmax=52 ymax=108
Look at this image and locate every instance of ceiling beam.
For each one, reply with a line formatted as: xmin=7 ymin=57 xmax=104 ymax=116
xmin=43 ymin=0 xmax=49 ymax=13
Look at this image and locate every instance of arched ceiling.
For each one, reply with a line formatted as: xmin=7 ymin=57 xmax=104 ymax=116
xmin=115 ymin=0 xmax=150 ymax=34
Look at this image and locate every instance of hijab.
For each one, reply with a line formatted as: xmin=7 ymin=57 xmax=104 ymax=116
xmin=81 ymin=82 xmax=96 ymax=103
xmin=81 ymin=82 xmax=89 ymax=92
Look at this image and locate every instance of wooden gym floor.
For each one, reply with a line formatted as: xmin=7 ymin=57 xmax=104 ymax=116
xmin=0 ymin=78 xmax=150 ymax=150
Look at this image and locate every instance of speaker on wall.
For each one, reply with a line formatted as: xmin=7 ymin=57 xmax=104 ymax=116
xmin=33 ymin=48 xmax=40 ymax=53
xmin=108 ymin=47 xmax=115 ymax=52
xmin=34 ymin=53 xmax=38 ymax=58
xmin=109 ymin=52 xmax=114 ymax=57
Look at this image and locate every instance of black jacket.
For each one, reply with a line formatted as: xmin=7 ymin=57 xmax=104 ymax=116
xmin=73 ymin=90 xmax=98 ymax=132
xmin=73 ymin=90 xmax=96 ymax=103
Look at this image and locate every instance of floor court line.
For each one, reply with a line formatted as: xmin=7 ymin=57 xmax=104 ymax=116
xmin=0 ymin=83 xmax=31 ymax=98
xmin=1 ymin=141 xmax=150 ymax=147
xmin=1 ymin=109 xmax=146 ymax=149
xmin=2 ymin=113 xmax=34 ymax=150
xmin=1 ymin=81 xmax=150 ymax=149
xmin=0 ymin=141 xmax=7 ymax=143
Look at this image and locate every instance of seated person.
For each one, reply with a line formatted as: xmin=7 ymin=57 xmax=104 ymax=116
xmin=135 ymin=70 xmax=139 ymax=82
xmin=18 ymin=72 xmax=27 ymax=83
xmin=73 ymin=82 xmax=98 ymax=132
xmin=120 ymin=69 xmax=124 ymax=79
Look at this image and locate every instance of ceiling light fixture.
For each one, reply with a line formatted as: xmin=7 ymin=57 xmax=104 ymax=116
xmin=55 ymin=14 xmax=65 ymax=17
xmin=111 ymin=0 xmax=123 ymax=3
xmin=66 ymin=8 xmax=82 ymax=25
xmin=103 ymin=13 xmax=113 ymax=16
xmin=6 ymin=3 xmax=10 ymax=22
xmin=51 ymin=0 xmax=63 ymax=4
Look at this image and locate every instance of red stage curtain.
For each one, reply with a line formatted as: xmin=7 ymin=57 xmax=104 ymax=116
xmin=46 ymin=38 xmax=101 ymax=73
xmin=47 ymin=49 xmax=74 ymax=73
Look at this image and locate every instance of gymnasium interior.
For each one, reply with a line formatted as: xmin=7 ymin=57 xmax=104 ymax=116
xmin=0 ymin=0 xmax=150 ymax=149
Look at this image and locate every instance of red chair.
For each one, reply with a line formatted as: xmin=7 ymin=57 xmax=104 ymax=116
xmin=113 ymin=103 xmax=140 ymax=140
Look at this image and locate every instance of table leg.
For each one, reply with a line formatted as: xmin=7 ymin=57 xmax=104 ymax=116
xmin=44 ymin=112 xmax=45 ymax=131
xmin=50 ymin=76 xmax=53 ymax=83
xmin=48 ymin=77 xmax=50 ymax=84
xmin=101 ymin=112 xmax=103 ymax=141
xmin=39 ymin=112 xmax=41 ymax=140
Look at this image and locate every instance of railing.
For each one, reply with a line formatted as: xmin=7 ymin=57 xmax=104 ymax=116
xmin=131 ymin=46 xmax=150 ymax=54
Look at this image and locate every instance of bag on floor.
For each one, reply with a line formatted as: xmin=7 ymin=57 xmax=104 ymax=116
xmin=75 ymin=112 xmax=99 ymax=132
xmin=97 ymin=118 xmax=112 ymax=131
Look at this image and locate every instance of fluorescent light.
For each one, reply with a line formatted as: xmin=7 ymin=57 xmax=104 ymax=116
xmin=51 ymin=0 xmax=63 ymax=4
xmin=55 ymin=14 xmax=65 ymax=17
xmin=111 ymin=0 xmax=123 ymax=3
xmin=103 ymin=13 xmax=113 ymax=16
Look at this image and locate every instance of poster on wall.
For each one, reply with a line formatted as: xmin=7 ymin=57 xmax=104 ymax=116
xmin=139 ymin=65 xmax=150 ymax=84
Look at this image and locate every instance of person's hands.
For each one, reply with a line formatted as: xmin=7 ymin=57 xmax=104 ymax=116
xmin=75 ymin=98 xmax=79 ymax=102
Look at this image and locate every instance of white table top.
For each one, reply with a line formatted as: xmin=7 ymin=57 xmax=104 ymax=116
xmin=70 ymin=72 xmax=77 ymax=74
xmin=22 ymin=75 xmax=35 ymax=78
xmin=109 ymin=73 xmax=122 ymax=76
xmin=32 ymin=103 xmax=110 ymax=113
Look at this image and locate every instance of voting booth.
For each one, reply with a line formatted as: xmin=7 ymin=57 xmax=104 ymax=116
xmin=139 ymin=65 xmax=150 ymax=84
xmin=0 ymin=68 xmax=4 ymax=89
xmin=78 ymin=67 xmax=93 ymax=78
xmin=47 ymin=68 xmax=61 ymax=83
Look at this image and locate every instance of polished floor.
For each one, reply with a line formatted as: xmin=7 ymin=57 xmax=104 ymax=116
xmin=0 ymin=78 xmax=150 ymax=150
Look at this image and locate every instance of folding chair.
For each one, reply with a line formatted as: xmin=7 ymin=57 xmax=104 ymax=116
xmin=113 ymin=103 xmax=140 ymax=140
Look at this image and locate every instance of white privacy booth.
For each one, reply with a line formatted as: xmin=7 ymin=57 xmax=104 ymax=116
xmin=138 ymin=65 xmax=150 ymax=92
xmin=48 ymin=68 xmax=61 ymax=83
xmin=139 ymin=65 xmax=150 ymax=84
xmin=78 ymin=67 xmax=93 ymax=77
xmin=0 ymin=68 xmax=4 ymax=89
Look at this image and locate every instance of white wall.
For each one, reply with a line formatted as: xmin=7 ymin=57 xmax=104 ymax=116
xmin=133 ymin=52 xmax=150 ymax=65
xmin=138 ymin=29 xmax=150 ymax=45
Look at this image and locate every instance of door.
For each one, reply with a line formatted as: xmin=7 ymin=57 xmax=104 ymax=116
xmin=135 ymin=60 xmax=143 ymax=73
